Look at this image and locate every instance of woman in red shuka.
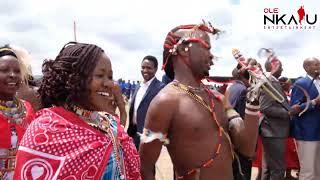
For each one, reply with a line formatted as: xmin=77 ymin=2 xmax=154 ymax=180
xmin=0 ymin=46 xmax=34 ymax=179
xmin=14 ymin=42 xmax=140 ymax=180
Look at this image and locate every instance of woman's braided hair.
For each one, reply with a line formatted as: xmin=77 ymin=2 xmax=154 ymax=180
xmin=39 ymin=42 xmax=104 ymax=108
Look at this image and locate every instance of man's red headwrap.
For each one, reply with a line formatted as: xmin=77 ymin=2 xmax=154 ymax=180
xmin=162 ymin=21 xmax=222 ymax=80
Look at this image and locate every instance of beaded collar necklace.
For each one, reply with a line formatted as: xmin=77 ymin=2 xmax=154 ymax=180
xmin=0 ymin=97 xmax=26 ymax=124
xmin=172 ymin=80 xmax=212 ymax=112
xmin=171 ymin=80 xmax=234 ymax=179
xmin=67 ymin=105 xmax=126 ymax=179
xmin=172 ymin=80 xmax=205 ymax=93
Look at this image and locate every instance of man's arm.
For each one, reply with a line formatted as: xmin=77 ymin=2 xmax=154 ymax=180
xmin=259 ymin=89 xmax=289 ymax=120
xmin=291 ymin=81 xmax=320 ymax=113
xmin=139 ymin=92 xmax=175 ymax=180
xmin=232 ymin=106 xmax=260 ymax=158
xmin=224 ymin=89 xmax=260 ymax=158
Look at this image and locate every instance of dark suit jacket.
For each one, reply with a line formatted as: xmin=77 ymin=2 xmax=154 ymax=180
xmin=127 ymin=78 xmax=165 ymax=136
xmin=291 ymin=76 xmax=320 ymax=141
xmin=228 ymin=80 xmax=247 ymax=118
xmin=259 ymin=77 xmax=290 ymax=138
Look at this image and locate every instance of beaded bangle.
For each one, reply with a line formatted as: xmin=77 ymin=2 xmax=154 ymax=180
xmin=245 ymin=103 xmax=260 ymax=110
xmin=229 ymin=116 xmax=243 ymax=130
xmin=225 ymin=108 xmax=244 ymax=130
xmin=245 ymin=109 xmax=259 ymax=116
xmin=245 ymin=102 xmax=260 ymax=116
xmin=225 ymin=108 xmax=240 ymax=119
xmin=139 ymin=128 xmax=170 ymax=145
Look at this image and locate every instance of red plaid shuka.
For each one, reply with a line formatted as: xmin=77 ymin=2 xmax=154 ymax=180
xmin=14 ymin=107 xmax=141 ymax=180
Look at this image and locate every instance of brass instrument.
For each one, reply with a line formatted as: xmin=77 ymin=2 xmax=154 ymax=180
xmin=247 ymin=73 xmax=286 ymax=104
xmin=232 ymin=48 xmax=286 ymax=105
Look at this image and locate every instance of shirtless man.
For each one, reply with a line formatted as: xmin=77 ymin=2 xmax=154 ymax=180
xmin=139 ymin=22 xmax=260 ymax=180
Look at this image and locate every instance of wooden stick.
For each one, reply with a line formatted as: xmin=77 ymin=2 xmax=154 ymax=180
xmin=74 ymin=21 xmax=77 ymax=42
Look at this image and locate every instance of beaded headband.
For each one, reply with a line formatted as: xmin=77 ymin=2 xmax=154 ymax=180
xmin=162 ymin=20 xmax=222 ymax=70
xmin=0 ymin=47 xmax=18 ymax=58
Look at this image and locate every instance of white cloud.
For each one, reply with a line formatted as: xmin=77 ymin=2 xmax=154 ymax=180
xmin=0 ymin=0 xmax=319 ymax=81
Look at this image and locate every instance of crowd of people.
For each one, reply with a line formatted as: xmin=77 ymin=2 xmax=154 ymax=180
xmin=118 ymin=79 xmax=140 ymax=101
xmin=0 ymin=21 xmax=319 ymax=180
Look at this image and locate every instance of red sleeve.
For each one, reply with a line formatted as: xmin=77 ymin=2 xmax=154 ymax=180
xmin=0 ymin=115 xmax=11 ymax=148
xmin=15 ymin=100 xmax=35 ymax=144
xmin=116 ymin=116 xmax=141 ymax=180
xmin=0 ymin=101 xmax=36 ymax=148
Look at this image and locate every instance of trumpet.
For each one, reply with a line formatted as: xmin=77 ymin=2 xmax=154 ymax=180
xmin=247 ymin=74 xmax=286 ymax=104
xmin=232 ymin=48 xmax=286 ymax=104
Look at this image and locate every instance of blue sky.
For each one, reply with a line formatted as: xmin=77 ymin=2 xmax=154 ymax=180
xmin=0 ymin=0 xmax=319 ymax=81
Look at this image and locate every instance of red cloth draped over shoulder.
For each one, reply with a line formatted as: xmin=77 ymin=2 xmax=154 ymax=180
xmin=14 ymin=106 xmax=141 ymax=180
xmin=0 ymin=100 xmax=35 ymax=148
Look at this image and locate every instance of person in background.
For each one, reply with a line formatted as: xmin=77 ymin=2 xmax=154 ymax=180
xmin=9 ymin=45 xmax=42 ymax=111
xmin=14 ymin=42 xmax=140 ymax=179
xmin=0 ymin=46 xmax=35 ymax=179
xmin=290 ymin=57 xmax=320 ymax=180
xmin=131 ymin=81 xmax=137 ymax=98
xmin=229 ymin=63 xmax=251 ymax=180
xmin=279 ymin=77 xmax=299 ymax=180
xmin=127 ymin=55 xmax=165 ymax=150
xmin=125 ymin=80 xmax=132 ymax=100
xmin=137 ymin=80 xmax=140 ymax=86
xmin=259 ymin=58 xmax=290 ymax=180
xmin=161 ymin=74 xmax=172 ymax=85
xmin=118 ymin=78 xmax=125 ymax=94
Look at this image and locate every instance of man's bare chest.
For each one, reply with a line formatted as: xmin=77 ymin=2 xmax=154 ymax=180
xmin=170 ymin=98 xmax=229 ymax=137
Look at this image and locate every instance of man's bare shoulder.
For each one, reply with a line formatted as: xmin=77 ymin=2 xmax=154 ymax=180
xmin=153 ymin=83 xmax=180 ymax=103
xmin=144 ymin=84 xmax=178 ymax=130
xmin=146 ymin=83 xmax=181 ymax=117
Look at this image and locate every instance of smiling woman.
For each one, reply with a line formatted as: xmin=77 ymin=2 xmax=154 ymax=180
xmin=13 ymin=42 xmax=141 ymax=180
xmin=0 ymin=46 xmax=35 ymax=179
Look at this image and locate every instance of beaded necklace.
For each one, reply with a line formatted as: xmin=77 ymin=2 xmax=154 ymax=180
xmin=0 ymin=98 xmax=26 ymax=124
xmin=172 ymin=80 xmax=211 ymax=112
xmin=171 ymin=81 xmax=234 ymax=179
xmin=68 ymin=105 xmax=126 ymax=179
xmin=0 ymin=98 xmax=26 ymax=177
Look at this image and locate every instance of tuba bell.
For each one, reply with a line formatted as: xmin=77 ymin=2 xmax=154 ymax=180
xmin=232 ymin=48 xmax=286 ymax=105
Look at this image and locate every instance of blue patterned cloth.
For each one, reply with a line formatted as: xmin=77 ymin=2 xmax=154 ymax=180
xmin=101 ymin=114 xmax=125 ymax=180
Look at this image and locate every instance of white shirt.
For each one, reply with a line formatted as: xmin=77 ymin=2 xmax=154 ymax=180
xmin=132 ymin=77 xmax=155 ymax=124
xmin=307 ymin=75 xmax=320 ymax=93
